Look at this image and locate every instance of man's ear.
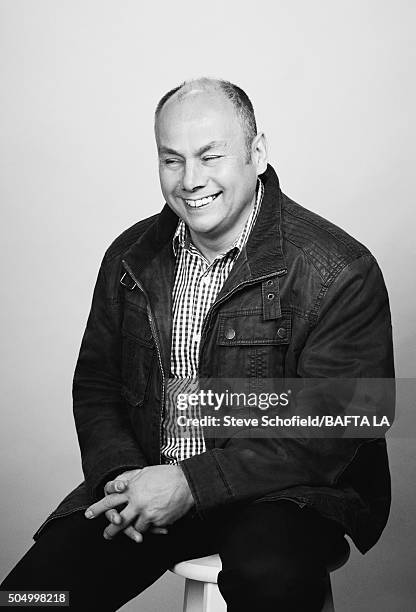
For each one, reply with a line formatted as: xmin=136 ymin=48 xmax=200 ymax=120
xmin=252 ymin=132 xmax=268 ymax=175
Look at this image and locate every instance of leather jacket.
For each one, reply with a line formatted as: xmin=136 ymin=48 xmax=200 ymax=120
xmin=34 ymin=165 xmax=394 ymax=554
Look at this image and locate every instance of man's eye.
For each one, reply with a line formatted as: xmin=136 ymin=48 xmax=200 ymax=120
xmin=164 ymin=159 xmax=181 ymax=166
xmin=202 ymin=156 xmax=222 ymax=162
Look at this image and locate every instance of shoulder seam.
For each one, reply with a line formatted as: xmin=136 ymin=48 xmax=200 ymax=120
xmin=285 ymin=204 xmax=365 ymax=256
xmin=284 ymin=236 xmax=327 ymax=282
xmin=282 ymin=198 xmax=369 ymax=284
xmin=308 ymin=252 xmax=375 ymax=326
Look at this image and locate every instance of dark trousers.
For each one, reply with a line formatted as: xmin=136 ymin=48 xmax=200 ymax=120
xmin=1 ymin=500 xmax=345 ymax=611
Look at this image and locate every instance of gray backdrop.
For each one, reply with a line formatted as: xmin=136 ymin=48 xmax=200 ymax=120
xmin=1 ymin=1 xmax=415 ymax=610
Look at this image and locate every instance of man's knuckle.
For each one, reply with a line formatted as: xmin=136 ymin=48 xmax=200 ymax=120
xmin=141 ymin=509 xmax=152 ymax=521
xmin=125 ymin=527 xmax=136 ymax=537
xmin=104 ymin=495 xmax=116 ymax=509
xmin=134 ymin=518 xmax=146 ymax=531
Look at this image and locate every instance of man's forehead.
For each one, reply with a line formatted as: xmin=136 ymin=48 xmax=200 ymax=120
xmin=157 ymin=93 xmax=241 ymax=146
xmin=157 ymin=116 xmax=235 ymax=155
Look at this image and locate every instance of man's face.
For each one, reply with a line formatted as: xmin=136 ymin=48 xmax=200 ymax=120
xmin=156 ymin=90 xmax=266 ymax=250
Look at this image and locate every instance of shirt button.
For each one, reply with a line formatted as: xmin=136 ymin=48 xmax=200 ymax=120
xmin=266 ymin=279 xmax=273 ymax=286
xmin=225 ymin=328 xmax=236 ymax=340
xmin=267 ymin=293 xmax=275 ymax=300
xmin=193 ymin=332 xmax=201 ymax=343
xmin=277 ymin=327 xmax=286 ymax=339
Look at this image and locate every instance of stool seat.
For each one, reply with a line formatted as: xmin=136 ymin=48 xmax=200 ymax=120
xmin=171 ymin=538 xmax=350 ymax=612
xmin=173 ymin=554 xmax=222 ymax=584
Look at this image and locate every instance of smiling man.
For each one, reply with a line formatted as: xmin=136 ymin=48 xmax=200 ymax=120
xmin=1 ymin=78 xmax=394 ymax=611
xmin=155 ymin=83 xmax=266 ymax=260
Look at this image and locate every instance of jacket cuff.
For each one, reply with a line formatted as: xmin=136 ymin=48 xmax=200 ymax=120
xmin=180 ymin=450 xmax=234 ymax=517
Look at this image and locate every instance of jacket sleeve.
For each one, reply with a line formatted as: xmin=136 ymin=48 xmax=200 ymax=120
xmin=180 ymin=253 xmax=395 ymax=516
xmin=73 ymin=257 xmax=147 ymax=500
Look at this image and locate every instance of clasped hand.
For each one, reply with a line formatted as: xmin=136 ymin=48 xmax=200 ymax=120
xmin=84 ymin=465 xmax=194 ymax=543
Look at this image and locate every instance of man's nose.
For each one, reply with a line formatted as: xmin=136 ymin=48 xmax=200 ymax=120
xmin=181 ymin=160 xmax=206 ymax=192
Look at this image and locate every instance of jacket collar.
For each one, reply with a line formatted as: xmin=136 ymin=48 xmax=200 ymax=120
xmin=244 ymin=163 xmax=287 ymax=278
xmin=122 ymin=163 xmax=287 ymax=285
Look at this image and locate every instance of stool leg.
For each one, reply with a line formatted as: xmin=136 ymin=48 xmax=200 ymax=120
xmin=204 ymin=582 xmax=226 ymax=612
xmin=321 ymin=573 xmax=335 ymax=612
xmin=183 ymin=579 xmax=203 ymax=612
xmin=183 ymin=579 xmax=226 ymax=612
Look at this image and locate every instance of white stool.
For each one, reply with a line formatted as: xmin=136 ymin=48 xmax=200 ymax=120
xmin=172 ymin=554 xmax=226 ymax=612
xmin=171 ymin=539 xmax=350 ymax=612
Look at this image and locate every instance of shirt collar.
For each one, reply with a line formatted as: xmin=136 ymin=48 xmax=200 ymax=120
xmin=172 ymin=178 xmax=264 ymax=258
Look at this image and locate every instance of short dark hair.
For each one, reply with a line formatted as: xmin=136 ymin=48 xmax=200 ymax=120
xmin=154 ymin=78 xmax=258 ymax=159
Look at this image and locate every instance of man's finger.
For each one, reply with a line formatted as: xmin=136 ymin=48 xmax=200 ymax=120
xmin=133 ymin=512 xmax=152 ymax=534
xmin=104 ymin=479 xmax=128 ymax=496
xmin=105 ymin=509 xmax=122 ymax=525
xmin=103 ymin=505 xmax=138 ymax=540
xmin=149 ymin=527 xmax=168 ymax=535
xmin=119 ymin=524 xmax=168 ymax=544
xmin=85 ymin=492 xmax=128 ymax=519
xmin=123 ymin=526 xmax=143 ymax=544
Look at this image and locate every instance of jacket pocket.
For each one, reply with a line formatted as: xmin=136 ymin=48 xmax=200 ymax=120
xmin=254 ymin=495 xmax=308 ymax=509
xmin=216 ymin=309 xmax=292 ymax=378
xmin=121 ymin=303 xmax=155 ymax=406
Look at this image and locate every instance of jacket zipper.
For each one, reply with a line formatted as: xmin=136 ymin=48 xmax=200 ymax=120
xmin=122 ymin=260 xmax=166 ymax=465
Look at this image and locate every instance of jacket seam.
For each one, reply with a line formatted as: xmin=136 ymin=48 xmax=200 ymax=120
xmin=284 ymin=236 xmax=330 ymax=282
xmin=33 ymin=505 xmax=88 ymax=540
xmin=284 ymin=200 xmax=368 ymax=256
xmin=333 ymin=439 xmax=377 ymax=485
xmin=211 ymin=451 xmax=235 ymax=498
xmin=308 ymin=253 xmax=374 ymax=326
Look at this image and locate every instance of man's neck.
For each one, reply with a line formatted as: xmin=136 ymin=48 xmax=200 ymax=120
xmin=189 ymin=234 xmax=236 ymax=264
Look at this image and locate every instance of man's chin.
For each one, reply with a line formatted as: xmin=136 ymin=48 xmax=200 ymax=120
xmin=188 ymin=222 xmax=220 ymax=238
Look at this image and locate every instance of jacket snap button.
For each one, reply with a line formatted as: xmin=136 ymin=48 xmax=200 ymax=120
xmin=267 ymin=293 xmax=275 ymax=300
xmin=277 ymin=327 xmax=286 ymax=338
xmin=225 ymin=327 xmax=236 ymax=340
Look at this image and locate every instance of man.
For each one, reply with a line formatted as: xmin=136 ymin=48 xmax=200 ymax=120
xmin=1 ymin=78 xmax=394 ymax=611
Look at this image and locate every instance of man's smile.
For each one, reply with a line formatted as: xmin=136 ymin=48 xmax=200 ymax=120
xmin=183 ymin=191 xmax=222 ymax=208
